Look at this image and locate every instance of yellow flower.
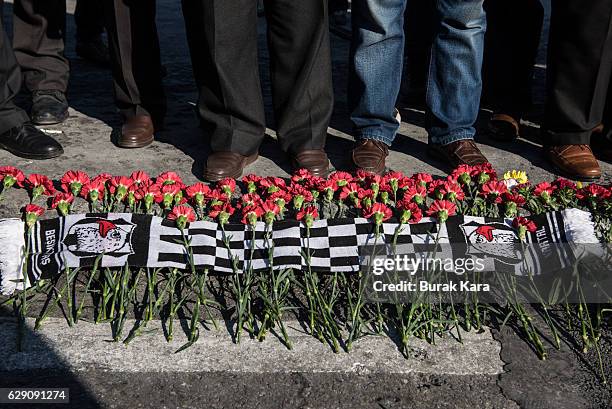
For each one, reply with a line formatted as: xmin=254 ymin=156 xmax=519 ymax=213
xmin=503 ymin=170 xmax=528 ymax=185
xmin=576 ymin=181 xmax=583 ymax=189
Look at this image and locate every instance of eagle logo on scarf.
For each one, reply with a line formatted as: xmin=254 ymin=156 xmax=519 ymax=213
xmin=63 ymin=217 xmax=136 ymax=258
xmin=459 ymin=221 xmax=522 ymax=264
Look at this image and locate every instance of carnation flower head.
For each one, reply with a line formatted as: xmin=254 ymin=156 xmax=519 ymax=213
xmin=186 ymin=182 xmax=211 ymax=207
xmin=0 ymin=166 xmax=25 ymax=188
xmin=362 ymin=203 xmax=392 ymax=225
xmin=23 ymin=203 xmax=45 ymax=227
xmin=168 ymin=205 xmax=196 ymax=230
xmin=296 ymin=205 xmax=319 ymax=228
xmin=51 ymin=192 xmax=74 ymax=216
xmin=426 ymin=200 xmax=457 ymax=223
xmin=61 ymin=170 xmax=90 ymax=196
xmin=513 ymin=216 xmax=537 ymax=240
xmin=26 ymin=173 xmax=56 ymax=200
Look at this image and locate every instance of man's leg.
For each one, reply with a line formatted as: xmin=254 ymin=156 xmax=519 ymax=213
xmin=75 ymin=0 xmax=109 ymax=65
xmin=12 ymin=0 xmax=69 ymax=125
xmin=483 ymin=0 xmax=544 ymax=141
xmin=349 ymin=0 xmax=406 ymax=174
xmin=426 ymin=0 xmax=488 ymax=168
xmin=265 ymin=0 xmax=333 ymax=175
xmin=103 ymin=0 xmax=165 ymax=148
xmin=542 ymin=0 xmax=612 ymax=180
xmin=0 ymin=0 xmax=63 ymax=159
xmin=193 ymin=0 xmax=264 ymax=181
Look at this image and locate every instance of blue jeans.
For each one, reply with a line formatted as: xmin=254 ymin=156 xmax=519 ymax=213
xmin=349 ymin=0 xmax=486 ymax=146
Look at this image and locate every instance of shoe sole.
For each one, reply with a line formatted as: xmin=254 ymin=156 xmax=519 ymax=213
xmin=0 ymin=142 xmax=64 ymax=160
xmin=117 ymin=136 xmax=155 ymax=149
xmin=32 ymin=111 xmax=69 ymax=126
xmin=203 ymin=154 xmax=259 ymax=182
xmin=550 ymin=163 xmax=601 ymax=183
xmin=291 ymin=160 xmax=332 ymax=178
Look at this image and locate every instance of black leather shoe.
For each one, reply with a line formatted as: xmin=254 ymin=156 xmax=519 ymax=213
xmin=31 ymin=90 xmax=69 ymax=125
xmin=0 ymin=123 xmax=64 ymax=159
xmin=76 ymin=35 xmax=110 ymax=66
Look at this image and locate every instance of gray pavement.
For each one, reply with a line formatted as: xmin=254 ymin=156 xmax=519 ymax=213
xmin=0 ymin=1 xmax=611 ymax=408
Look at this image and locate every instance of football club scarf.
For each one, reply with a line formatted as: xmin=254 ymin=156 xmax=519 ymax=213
xmin=0 ymin=208 xmax=601 ymax=295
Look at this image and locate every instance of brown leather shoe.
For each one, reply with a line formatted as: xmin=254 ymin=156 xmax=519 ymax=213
xmin=203 ymin=151 xmax=258 ymax=182
xmin=118 ymin=115 xmax=155 ymax=148
xmin=428 ymin=139 xmax=488 ymax=168
xmin=546 ymin=144 xmax=601 ymax=181
xmin=352 ymin=139 xmax=389 ymax=175
xmin=291 ymin=149 xmax=330 ymax=177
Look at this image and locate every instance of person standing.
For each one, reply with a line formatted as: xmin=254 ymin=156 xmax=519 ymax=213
xmin=102 ymin=0 xmax=166 ymax=149
xmin=74 ymin=0 xmax=110 ymax=66
xmin=12 ymin=0 xmax=70 ymax=125
xmin=184 ymin=0 xmax=334 ymax=181
xmin=0 ymin=0 xmax=64 ymax=159
xmin=349 ymin=0 xmax=488 ymax=175
xmin=483 ymin=0 xmax=544 ymax=142
xmin=542 ymin=0 xmax=611 ymax=180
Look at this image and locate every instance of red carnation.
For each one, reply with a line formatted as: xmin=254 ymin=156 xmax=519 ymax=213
xmin=0 ymin=166 xmax=25 ymax=188
xmin=412 ymin=172 xmax=433 ymax=187
xmin=108 ymin=176 xmax=133 ymax=201
xmin=397 ymin=199 xmax=423 ymax=224
xmin=60 ymin=170 xmax=90 ymax=196
xmin=26 ymin=173 xmax=56 ymax=200
xmin=241 ymin=204 xmax=264 ymax=226
xmin=513 ymin=216 xmax=537 ymax=240
xmin=157 ymin=171 xmax=184 ymax=187
xmin=23 ymin=203 xmax=45 ymax=227
xmin=362 ymin=202 xmax=392 ymax=225
xmin=576 ymin=184 xmax=611 ymax=201
xmin=186 ymin=182 xmax=211 ymax=207
xmin=51 ymin=192 xmax=74 ymax=216
xmin=168 ymin=205 xmax=196 ymax=230
xmin=130 ymin=170 xmax=151 ymax=186
xmin=296 ymin=205 xmax=319 ymax=228
xmin=330 ymin=171 xmax=353 ymax=188
xmin=81 ymin=178 xmax=106 ymax=202
xmin=262 ymin=200 xmax=281 ymax=225
xmin=426 ymin=200 xmax=457 ymax=222
xmin=217 ymin=177 xmax=237 ymax=197
xmin=242 ymin=174 xmax=263 ymax=193
xmin=208 ymin=201 xmax=235 ymax=225
xmin=291 ymin=169 xmax=313 ymax=184
xmin=481 ymin=180 xmax=508 ymax=203
xmin=403 ymin=184 xmax=427 ymax=205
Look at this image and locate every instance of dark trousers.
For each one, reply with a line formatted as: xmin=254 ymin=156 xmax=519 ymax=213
xmin=75 ymin=0 xmax=105 ymax=42
xmin=103 ymin=0 xmax=165 ymax=121
xmin=0 ymin=0 xmax=29 ymax=134
xmin=329 ymin=0 xmax=349 ymax=13
xmin=482 ymin=0 xmax=544 ymax=119
xmin=184 ymin=0 xmax=333 ymax=156
xmin=544 ymin=0 xmax=612 ymax=145
xmin=12 ymin=0 xmax=69 ymax=92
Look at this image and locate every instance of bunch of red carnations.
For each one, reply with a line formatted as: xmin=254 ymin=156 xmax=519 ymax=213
xmin=1 ymin=164 xmax=611 ymax=234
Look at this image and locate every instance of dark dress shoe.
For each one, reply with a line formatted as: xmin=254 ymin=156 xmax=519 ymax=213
xmin=428 ymin=139 xmax=488 ymax=168
xmin=31 ymin=90 xmax=69 ymax=125
xmin=0 ymin=123 xmax=63 ymax=159
xmin=291 ymin=149 xmax=330 ymax=177
xmin=118 ymin=115 xmax=155 ymax=148
xmin=203 ymin=151 xmax=258 ymax=182
xmin=352 ymin=139 xmax=389 ymax=175
xmin=76 ymin=35 xmax=110 ymax=66
xmin=488 ymin=113 xmax=520 ymax=142
xmin=546 ymin=144 xmax=601 ymax=181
